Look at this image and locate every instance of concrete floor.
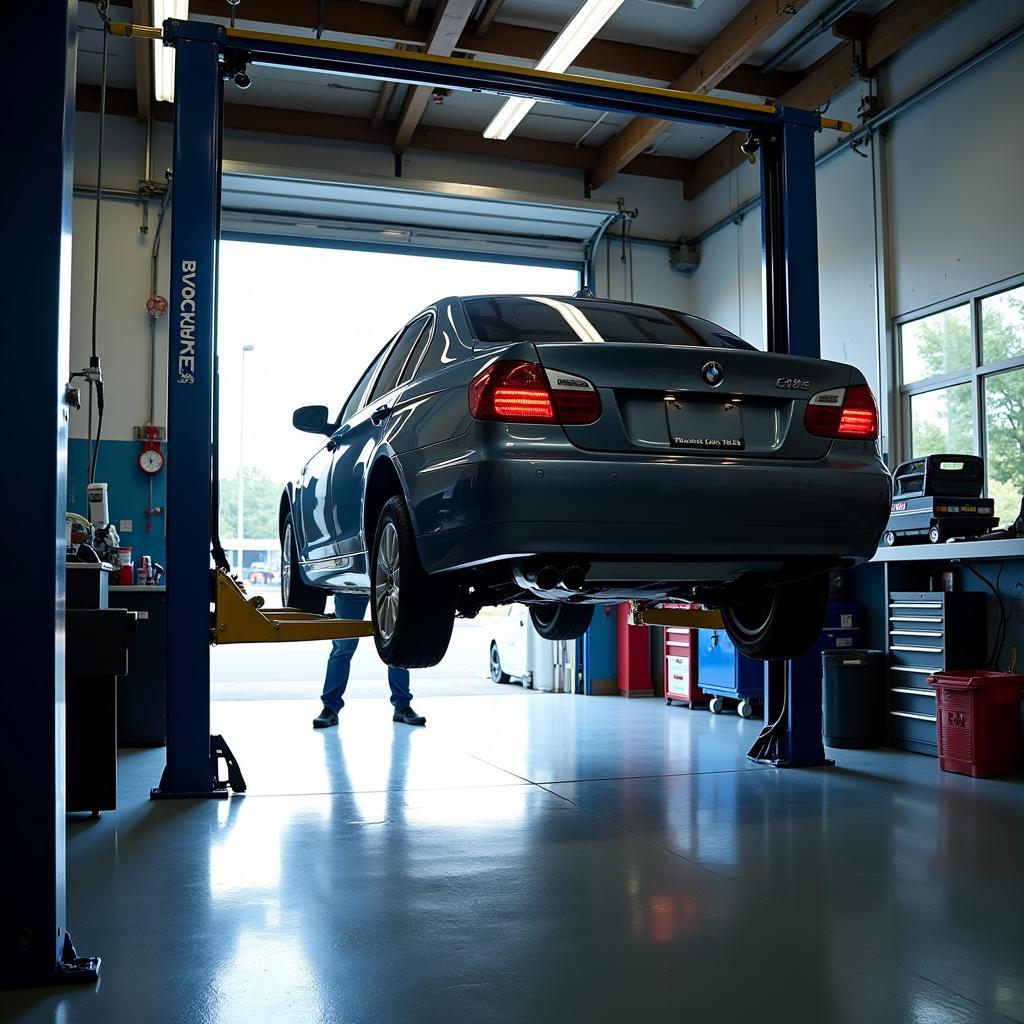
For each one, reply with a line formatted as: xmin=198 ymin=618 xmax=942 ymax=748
xmin=4 ymin=694 xmax=1023 ymax=1024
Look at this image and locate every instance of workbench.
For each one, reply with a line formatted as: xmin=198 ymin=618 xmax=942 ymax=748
xmin=851 ymin=538 xmax=1024 ymax=755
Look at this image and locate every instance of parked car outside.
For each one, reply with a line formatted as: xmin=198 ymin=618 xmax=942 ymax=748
xmin=247 ymin=561 xmax=279 ymax=585
xmin=280 ymin=295 xmax=891 ymax=667
xmin=489 ymin=605 xmax=528 ymax=685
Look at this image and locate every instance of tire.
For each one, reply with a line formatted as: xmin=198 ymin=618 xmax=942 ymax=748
xmin=720 ymin=572 xmax=828 ymax=661
xmin=281 ymin=514 xmax=327 ymax=615
xmin=529 ymin=603 xmax=594 ymax=641
xmin=737 ymin=699 xmax=754 ymax=720
xmin=928 ymin=525 xmax=941 ymax=543
xmin=371 ymin=495 xmax=455 ymax=668
xmin=489 ymin=642 xmax=512 ymax=684
xmin=709 ymin=696 xmax=724 ymax=715
xmin=884 ymin=531 xmax=897 ymax=547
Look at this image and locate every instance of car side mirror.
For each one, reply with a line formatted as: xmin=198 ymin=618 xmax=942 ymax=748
xmin=292 ymin=405 xmax=331 ymax=436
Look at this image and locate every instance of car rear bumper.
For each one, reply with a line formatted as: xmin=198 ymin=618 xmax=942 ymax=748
xmin=401 ymin=434 xmax=891 ymax=579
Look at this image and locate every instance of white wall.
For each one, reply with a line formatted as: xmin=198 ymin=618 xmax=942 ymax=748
xmin=883 ymin=3 xmax=1024 ymax=316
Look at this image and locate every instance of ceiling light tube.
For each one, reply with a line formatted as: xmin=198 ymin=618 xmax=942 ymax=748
xmin=483 ymin=0 xmax=626 ymax=141
xmin=152 ymin=0 xmax=189 ymax=103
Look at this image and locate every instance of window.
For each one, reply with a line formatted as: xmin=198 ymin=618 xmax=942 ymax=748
xmin=897 ymin=279 xmax=1024 ymax=516
xmin=415 ymin=325 xmax=461 ymax=379
xmin=464 ymin=297 xmax=756 ymax=350
xmin=370 ymin=316 xmax=431 ymax=401
xmin=340 ymin=345 xmax=389 ymax=423
xmin=398 ymin=315 xmax=435 ymax=386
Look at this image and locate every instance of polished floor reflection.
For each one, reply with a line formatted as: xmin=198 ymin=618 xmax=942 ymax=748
xmin=4 ymin=694 xmax=1023 ymax=1023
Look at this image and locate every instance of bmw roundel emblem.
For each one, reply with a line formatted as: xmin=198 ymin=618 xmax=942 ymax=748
xmin=701 ymin=361 xmax=725 ymax=387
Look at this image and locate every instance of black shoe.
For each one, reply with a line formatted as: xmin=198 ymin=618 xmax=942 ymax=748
xmin=393 ymin=706 xmax=426 ymax=726
xmin=313 ymin=707 xmax=339 ymax=729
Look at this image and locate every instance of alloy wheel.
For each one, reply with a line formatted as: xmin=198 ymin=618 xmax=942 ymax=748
xmin=375 ymin=521 xmax=401 ymax=641
xmin=282 ymin=523 xmax=293 ymax=604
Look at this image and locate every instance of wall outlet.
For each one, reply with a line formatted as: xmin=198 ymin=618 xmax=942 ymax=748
xmin=119 ymin=519 xmax=133 ymax=533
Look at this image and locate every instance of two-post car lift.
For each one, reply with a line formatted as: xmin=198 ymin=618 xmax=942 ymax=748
xmin=7 ymin=8 xmax=851 ymax=986
xmin=117 ymin=17 xmax=853 ymax=797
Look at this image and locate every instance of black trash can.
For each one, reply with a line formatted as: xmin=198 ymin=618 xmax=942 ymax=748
xmin=822 ymin=649 xmax=886 ymax=749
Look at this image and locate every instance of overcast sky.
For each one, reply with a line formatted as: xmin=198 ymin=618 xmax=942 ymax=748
xmin=216 ymin=240 xmax=580 ymax=484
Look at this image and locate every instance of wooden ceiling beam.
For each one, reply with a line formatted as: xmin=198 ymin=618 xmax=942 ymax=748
xmin=392 ymin=0 xmax=478 ymax=155
xmin=683 ymin=0 xmax=972 ymax=201
xmin=76 ymin=85 xmax=692 ymax=182
xmin=474 ymin=0 xmax=506 ymax=38
xmin=109 ymin=1 xmax=799 ymax=98
xmin=590 ymin=0 xmax=809 ymax=188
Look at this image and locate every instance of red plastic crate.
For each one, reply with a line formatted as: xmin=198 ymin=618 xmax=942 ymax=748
xmin=927 ymin=670 xmax=1024 ymax=778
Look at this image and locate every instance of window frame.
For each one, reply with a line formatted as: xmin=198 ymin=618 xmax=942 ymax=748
xmin=896 ymin=273 xmax=1024 ymax=497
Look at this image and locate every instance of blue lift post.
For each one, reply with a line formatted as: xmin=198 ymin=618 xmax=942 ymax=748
xmin=152 ymin=22 xmax=229 ymax=798
xmin=1 ymin=1 xmax=100 ymax=987
xmin=143 ymin=19 xmax=849 ymax=796
xmin=752 ymin=114 xmax=834 ymax=768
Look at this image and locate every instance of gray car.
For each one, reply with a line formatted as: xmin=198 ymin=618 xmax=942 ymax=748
xmin=281 ymin=295 xmax=891 ymax=667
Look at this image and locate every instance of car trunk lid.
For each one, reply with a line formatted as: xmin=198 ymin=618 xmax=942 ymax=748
xmin=531 ymin=342 xmax=853 ymax=459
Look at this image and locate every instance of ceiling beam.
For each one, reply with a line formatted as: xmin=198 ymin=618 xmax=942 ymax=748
xmin=590 ymin=0 xmax=809 ymax=188
xmin=392 ymin=0 xmax=477 ymax=155
xmin=130 ymin=0 xmax=151 ymax=123
xmin=401 ymin=0 xmax=423 ymax=27
xmin=76 ymin=85 xmax=693 ymax=182
xmin=683 ymin=0 xmax=972 ymax=201
xmin=474 ymin=0 xmax=506 ymax=38
xmin=109 ymin=1 xmax=799 ymax=98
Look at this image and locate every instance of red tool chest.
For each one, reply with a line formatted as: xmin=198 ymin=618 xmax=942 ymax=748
xmin=663 ymin=603 xmax=707 ymax=707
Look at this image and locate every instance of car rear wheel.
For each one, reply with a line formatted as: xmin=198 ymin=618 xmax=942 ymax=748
xmin=371 ymin=495 xmax=456 ymax=668
xmin=281 ymin=515 xmax=327 ymax=615
xmin=489 ymin=642 xmax=512 ymax=684
xmin=720 ymin=572 xmax=828 ymax=660
xmin=529 ymin=603 xmax=594 ymax=641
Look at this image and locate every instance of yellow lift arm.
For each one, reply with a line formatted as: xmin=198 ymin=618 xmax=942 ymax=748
xmin=212 ymin=570 xmax=374 ymax=645
xmin=628 ymin=602 xmax=724 ymax=630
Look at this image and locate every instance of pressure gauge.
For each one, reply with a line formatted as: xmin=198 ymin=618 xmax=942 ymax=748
xmin=139 ymin=446 xmax=165 ymax=475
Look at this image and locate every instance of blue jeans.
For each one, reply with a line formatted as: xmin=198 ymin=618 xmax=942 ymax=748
xmin=321 ymin=592 xmax=412 ymax=712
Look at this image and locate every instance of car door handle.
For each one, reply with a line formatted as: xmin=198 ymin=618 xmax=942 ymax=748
xmin=370 ymin=404 xmax=391 ymax=425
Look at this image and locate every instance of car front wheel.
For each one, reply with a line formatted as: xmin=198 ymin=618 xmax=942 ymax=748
xmin=281 ymin=515 xmax=328 ymax=615
xmin=529 ymin=603 xmax=594 ymax=641
xmin=371 ymin=495 xmax=456 ymax=668
xmin=720 ymin=572 xmax=828 ymax=660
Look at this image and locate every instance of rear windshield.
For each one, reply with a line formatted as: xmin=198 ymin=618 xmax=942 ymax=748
xmin=463 ymin=296 xmax=756 ymax=351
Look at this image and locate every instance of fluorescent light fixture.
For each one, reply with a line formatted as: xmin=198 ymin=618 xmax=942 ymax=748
xmin=152 ymin=1 xmax=189 ymax=103
xmin=483 ymin=0 xmax=626 ymax=141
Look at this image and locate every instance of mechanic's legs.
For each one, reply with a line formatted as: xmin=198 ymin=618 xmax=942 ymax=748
xmin=319 ymin=592 xmax=371 ymax=714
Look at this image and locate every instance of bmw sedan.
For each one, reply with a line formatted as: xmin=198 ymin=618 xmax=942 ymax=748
xmin=281 ymin=295 xmax=891 ymax=667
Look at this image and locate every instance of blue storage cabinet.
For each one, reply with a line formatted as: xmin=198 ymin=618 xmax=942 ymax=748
xmin=695 ymin=629 xmax=764 ymax=718
xmin=697 ymin=603 xmax=863 ymax=718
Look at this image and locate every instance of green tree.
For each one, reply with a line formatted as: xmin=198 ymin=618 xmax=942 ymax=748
xmin=219 ymin=466 xmax=284 ymax=539
xmin=908 ymin=295 xmax=1024 ymax=518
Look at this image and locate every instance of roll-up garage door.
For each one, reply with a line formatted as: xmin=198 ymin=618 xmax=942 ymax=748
xmin=219 ymin=161 xmax=618 ymax=263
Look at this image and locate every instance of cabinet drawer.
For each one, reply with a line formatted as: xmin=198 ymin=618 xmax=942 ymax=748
xmin=889 ymin=709 xmax=938 ymax=746
xmin=888 ymin=647 xmax=945 ymax=672
xmin=889 ymin=686 xmax=936 ymax=717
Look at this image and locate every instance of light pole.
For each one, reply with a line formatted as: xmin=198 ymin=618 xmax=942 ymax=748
xmin=237 ymin=343 xmax=255 ymax=571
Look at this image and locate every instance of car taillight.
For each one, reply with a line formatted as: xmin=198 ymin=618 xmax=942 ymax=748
xmin=469 ymin=360 xmax=601 ymax=425
xmin=804 ymin=384 xmax=879 ymax=440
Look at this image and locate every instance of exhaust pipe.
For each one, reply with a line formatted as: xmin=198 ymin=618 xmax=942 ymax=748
xmin=533 ymin=565 xmax=561 ymax=591
xmin=561 ymin=565 xmax=587 ymax=592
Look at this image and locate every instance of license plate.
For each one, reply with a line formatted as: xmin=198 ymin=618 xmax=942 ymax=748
xmin=666 ymin=399 xmax=745 ymax=450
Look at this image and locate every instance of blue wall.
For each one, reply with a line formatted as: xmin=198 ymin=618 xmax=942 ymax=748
xmin=68 ymin=438 xmax=167 ymax=569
